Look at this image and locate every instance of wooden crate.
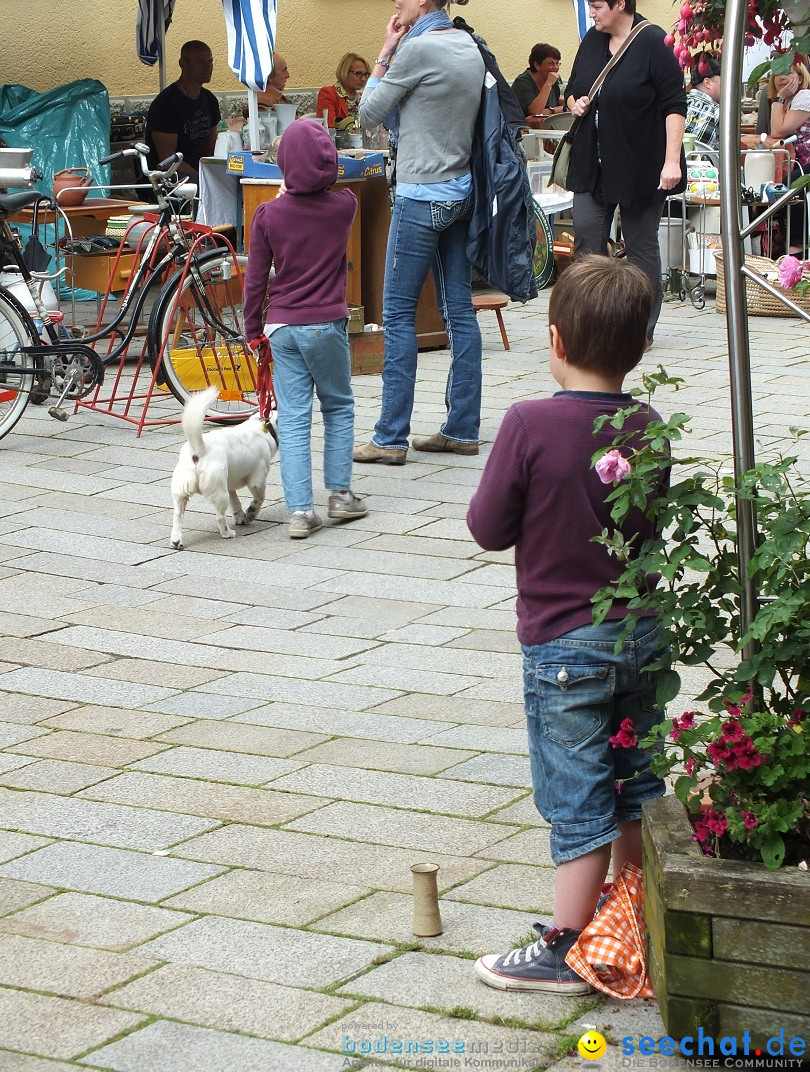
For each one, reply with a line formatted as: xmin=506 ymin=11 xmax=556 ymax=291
xmin=70 ymin=251 xmax=137 ymax=294
xmin=642 ymin=795 xmax=809 ymax=1050
xmin=350 ymin=329 xmax=383 ymax=376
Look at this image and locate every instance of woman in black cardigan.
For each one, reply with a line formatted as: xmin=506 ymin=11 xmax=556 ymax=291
xmin=565 ymin=0 xmax=686 ymax=343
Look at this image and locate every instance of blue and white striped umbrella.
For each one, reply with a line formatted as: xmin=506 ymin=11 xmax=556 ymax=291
xmin=222 ymin=0 xmax=277 ymax=92
xmin=136 ymin=0 xmax=176 ymax=65
xmin=571 ymin=0 xmax=589 ymax=40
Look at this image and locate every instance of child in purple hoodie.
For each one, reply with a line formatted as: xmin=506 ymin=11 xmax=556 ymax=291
xmin=243 ymin=120 xmax=367 ymax=539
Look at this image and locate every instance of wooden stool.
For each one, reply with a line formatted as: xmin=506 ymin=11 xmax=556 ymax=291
xmin=472 ymin=292 xmax=510 ymax=350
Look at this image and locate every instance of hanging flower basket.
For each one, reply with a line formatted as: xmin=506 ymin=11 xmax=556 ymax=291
xmin=666 ymin=0 xmax=810 ymax=69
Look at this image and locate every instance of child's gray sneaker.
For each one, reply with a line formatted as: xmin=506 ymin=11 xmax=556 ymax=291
xmin=327 ymin=491 xmax=368 ymax=520
xmin=474 ymin=923 xmax=593 ymax=994
xmin=289 ymin=511 xmax=323 ymax=539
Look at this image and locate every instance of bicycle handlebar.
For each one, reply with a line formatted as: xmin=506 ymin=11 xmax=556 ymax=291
xmin=97 ymin=143 xmax=183 ymax=183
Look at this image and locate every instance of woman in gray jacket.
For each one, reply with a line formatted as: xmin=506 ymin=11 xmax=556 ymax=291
xmin=353 ymin=0 xmax=486 ymax=465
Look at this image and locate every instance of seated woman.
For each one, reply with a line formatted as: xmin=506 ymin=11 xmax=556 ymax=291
xmin=316 ymin=53 xmax=371 ymax=129
xmin=511 ymin=44 xmax=564 ymax=126
xmin=767 ymin=56 xmax=810 ymax=254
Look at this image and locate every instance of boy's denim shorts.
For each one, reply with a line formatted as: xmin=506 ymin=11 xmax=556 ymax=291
xmin=522 ymin=617 xmax=666 ymax=865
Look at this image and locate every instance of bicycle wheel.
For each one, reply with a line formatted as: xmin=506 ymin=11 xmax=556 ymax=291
xmin=533 ymin=201 xmax=556 ymax=291
xmin=148 ymin=251 xmax=257 ymax=420
xmin=0 ymin=289 xmax=38 ymax=441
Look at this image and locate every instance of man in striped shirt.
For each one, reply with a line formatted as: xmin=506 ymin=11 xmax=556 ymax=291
xmin=685 ymin=55 xmax=721 ymax=150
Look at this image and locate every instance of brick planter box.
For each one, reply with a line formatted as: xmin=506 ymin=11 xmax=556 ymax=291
xmin=642 ymin=795 xmax=809 ymax=1048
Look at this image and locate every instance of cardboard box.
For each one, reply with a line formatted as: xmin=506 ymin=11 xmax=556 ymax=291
xmin=227 ymin=150 xmax=385 ymax=181
xmin=69 ymin=251 xmax=137 ymax=294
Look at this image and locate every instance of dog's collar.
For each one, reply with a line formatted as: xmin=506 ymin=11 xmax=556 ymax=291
xmin=261 ymin=417 xmax=279 ymax=446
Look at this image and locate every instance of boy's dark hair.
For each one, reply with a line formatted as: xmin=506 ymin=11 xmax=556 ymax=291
xmin=605 ymin=0 xmax=636 ymax=13
xmin=529 ymin=43 xmax=562 ymax=69
xmin=548 ymin=255 xmax=651 ymax=376
xmin=691 ymin=53 xmax=721 ymax=87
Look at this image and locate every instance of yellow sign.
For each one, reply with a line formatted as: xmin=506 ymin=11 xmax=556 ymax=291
xmin=578 ymin=1031 xmax=607 ymax=1060
xmin=227 ymin=152 xmax=245 ymax=174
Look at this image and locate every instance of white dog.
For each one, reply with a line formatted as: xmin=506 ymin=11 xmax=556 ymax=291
xmin=170 ymin=386 xmax=278 ymax=549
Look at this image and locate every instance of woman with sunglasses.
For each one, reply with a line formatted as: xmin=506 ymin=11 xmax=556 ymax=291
xmin=317 ymin=53 xmax=371 ymax=130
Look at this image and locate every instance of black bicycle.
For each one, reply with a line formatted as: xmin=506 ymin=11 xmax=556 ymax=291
xmin=0 ymin=144 xmax=255 ymax=441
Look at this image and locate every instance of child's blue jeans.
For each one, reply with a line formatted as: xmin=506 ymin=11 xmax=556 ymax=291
xmin=270 ymin=319 xmax=355 ymax=512
xmin=522 ymin=617 xmax=666 ymax=865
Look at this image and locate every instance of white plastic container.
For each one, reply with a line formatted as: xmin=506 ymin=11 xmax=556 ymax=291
xmin=744 ymin=149 xmax=776 ymax=192
xmin=658 ymin=218 xmax=694 ymax=270
xmin=0 ymin=269 xmax=58 ymax=313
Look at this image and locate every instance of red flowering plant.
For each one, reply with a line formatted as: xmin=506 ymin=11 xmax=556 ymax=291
xmin=665 ymin=0 xmax=810 ymax=69
xmin=591 ymin=367 xmax=810 ymax=870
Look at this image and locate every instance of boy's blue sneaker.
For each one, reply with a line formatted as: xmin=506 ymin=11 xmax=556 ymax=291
xmin=474 ymin=923 xmax=593 ymax=995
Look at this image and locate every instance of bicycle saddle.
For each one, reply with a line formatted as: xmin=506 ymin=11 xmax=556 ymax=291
xmin=0 ymin=190 xmax=53 ymax=219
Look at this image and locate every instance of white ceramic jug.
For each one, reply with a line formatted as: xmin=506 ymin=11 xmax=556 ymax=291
xmin=214 ymin=131 xmax=231 ymax=158
xmin=260 ymin=113 xmax=278 ymax=147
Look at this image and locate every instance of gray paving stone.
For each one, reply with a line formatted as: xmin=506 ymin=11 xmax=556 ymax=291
xmin=195 ymin=623 xmax=377 ymax=660
xmin=0 ymin=876 xmax=54 ymax=915
xmin=0 ymin=721 xmax=49 ymax=748
xmin=173 ymin=824 xmax=488 ymax=892
xmin=0 ymin=611 xmax=64 ymax=638
xmin=64 ymin=604 xmax=222 ymax=641
xmin=359 ymin=643 xmax=520 ymax=679
xmin=419 ymin=724 xmax=529 ymax=754
xmin=287 ymin=801 xmax=519 ymax=854
xmin=89 ymin=658 xmax=225 ymax=689
xmin=0 ymin=985 xmax=144 ymax=1062
xmin=294 ymin=738 xmax=475 ymax=775
xmin=162 ymin=868 xmax=368 ymax=925
xmin=326 ymin=664 xmax=479 ymax=696
xmin=476 ymin=827 xmax=555 ymax=866
xmin=442 ymin=753 xmax=533 ymax=788
xmin=80 ymin=1019 xmax=348 ymax=1072
xmin=130 ymin=745 xmax=304 ymax=785
xmin=0 ymin=755 xmax=37 ymax=775
xmin=104 ymin=962 xmax=353 ymax=1041
xmin=0 ymin=693 xmax=79 ymax=724
xmin=232 ymin=702 xmax=451 ymax=744
xmin=305 ymin=1003 xmax=557 ymax=1067
xmin=200 ymin=672 xmax=402 ymax=710
xmin=0 ymin=830 xmax=52 ymax=863
xmin=337 ymin=950 xmax=577 ymax=1027
xmin=445 ymin=863 xmax=556 ymax=913
xmin=79 ymin=771 xmax=323 ymax=825
xmin=312 ymin=571 xmax=507 ymax=609
xmin=137 ymin=913 xmax=391 ymax=988
xmin=488 ymin=795 xmax=546 ymax=825
xmin=370 ymin=693 xmax=525 ymax=727
xmin=37 ymin=706 xmax=191 ymax=739
xmin=6 ymin=730 xmax=171 ymax=768
xmin=153 ymin=719 xmax=326 ymax=756
xmin=50 ymin=624 xmax=352 ymax=680
xmin=0 ymin=1051 xmax=83 ymax=1072
xmin=317 ymin=890 xmax=540 ymax=956
xmin=153 ymin=574 xmax=339 ymax=612
xmin=0 ymin=759 xmax=119 ymax=793
xmin=273 ymin=765 xmax=520 ymax=818
xmin=0 ymin=668 xmax=176 ymax=708
xmin=0 ymin=931 xmax=157 ymax=998
xmin=381 ymin=623 xmax=471 ymax=645
xmin=4 ymin=551 xmax=181 ymax=591
xmin=0 ymin=842 xmax=226 ymax=901
xmin=0 ymin=787 xmax=218 ymax=850
xmin=0 ymin=527 xmax=172 ymax=565
xmin=0 ymin=891 xmax=192 ymax=950
xmin=307 ymin=594 xmax=436 ymax=626
xmin=140 ymin=692 xmax=266 ymax=719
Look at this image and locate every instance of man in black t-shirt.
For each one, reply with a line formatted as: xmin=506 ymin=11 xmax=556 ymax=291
xmin=145 ymin=40 xmax=220 ymax=179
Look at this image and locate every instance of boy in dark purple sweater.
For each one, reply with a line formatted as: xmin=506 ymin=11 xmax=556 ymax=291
xmin=467 ymin=256 xmax=666 ymax=994
xmin=243 ymin=120 xmax=366 ymax=539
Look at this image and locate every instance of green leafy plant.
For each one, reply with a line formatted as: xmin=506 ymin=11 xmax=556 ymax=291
xmin=590 ymin=367 xmax=810 ymax=869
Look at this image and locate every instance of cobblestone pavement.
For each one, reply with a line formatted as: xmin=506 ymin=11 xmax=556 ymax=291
xmin=0 ymin=285 xmax=805 ymax=1071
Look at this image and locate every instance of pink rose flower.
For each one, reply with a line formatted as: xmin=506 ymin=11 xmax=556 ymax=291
xmin=778 ymin=255 xmax=805 ymax=290
xmin=595 ymin=449 xmax=632 ymax=484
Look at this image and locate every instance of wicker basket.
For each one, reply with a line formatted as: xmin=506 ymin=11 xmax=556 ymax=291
xmin=715 ymin=251 xmax=810 ymax=317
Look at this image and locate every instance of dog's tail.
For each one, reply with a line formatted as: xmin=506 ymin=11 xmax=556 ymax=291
xmin=181 ymin=386 xmax=219 ymax=458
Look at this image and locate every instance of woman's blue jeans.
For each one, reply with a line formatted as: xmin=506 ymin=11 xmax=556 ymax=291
xmin=270 ymin=320 xmax=355 ymax=512
xmin=372 ymin=194 xmax=482 ymax=450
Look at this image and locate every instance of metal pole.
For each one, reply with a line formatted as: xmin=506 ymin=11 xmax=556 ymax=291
xmin=719 ymin=0 xmax=758 ymax=653
xmin=158 ymin=9 xmax=167 ymax=90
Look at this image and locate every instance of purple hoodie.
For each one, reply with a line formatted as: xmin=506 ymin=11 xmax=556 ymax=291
xmin=243 ymin=121 xmax=357 ymax=339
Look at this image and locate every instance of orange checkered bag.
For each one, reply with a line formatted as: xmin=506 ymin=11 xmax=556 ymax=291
xmin=565 ymin=862 xmax=655 ymax=999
